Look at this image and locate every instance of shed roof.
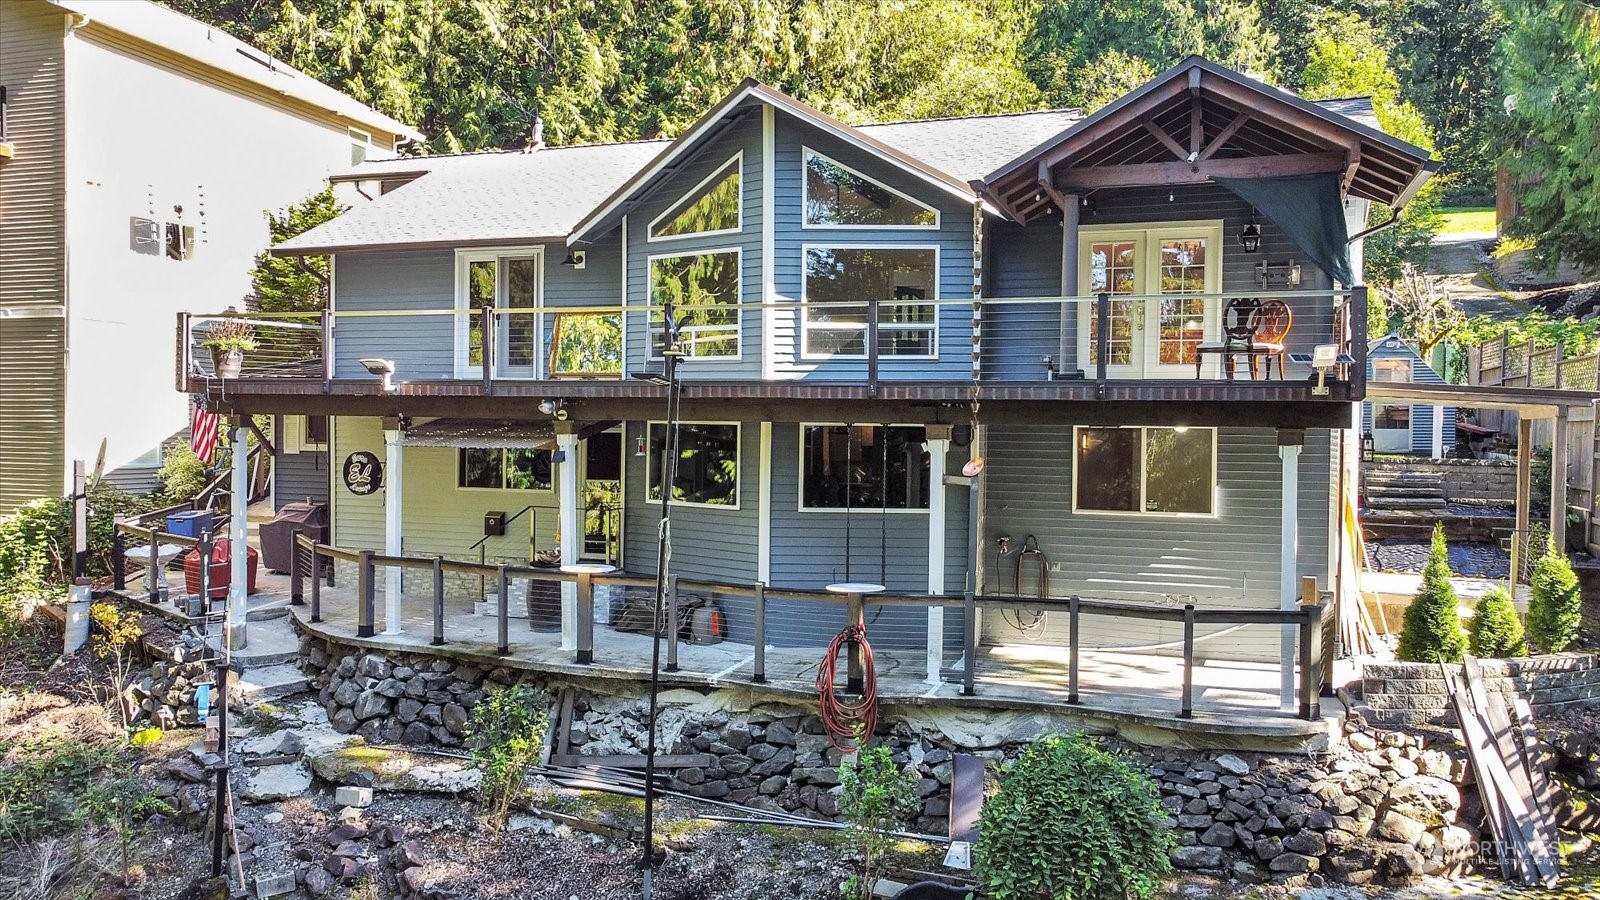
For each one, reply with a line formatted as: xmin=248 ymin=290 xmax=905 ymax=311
xmin=49 ymin=0 xmax=422 ymax=143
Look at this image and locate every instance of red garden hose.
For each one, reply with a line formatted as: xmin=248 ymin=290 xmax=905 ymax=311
xmin=817 ymin=623 xmax=877 ymax=752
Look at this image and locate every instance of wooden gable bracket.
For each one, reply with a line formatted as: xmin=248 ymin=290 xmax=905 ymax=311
xmin=1342 ymin=147 xmax=1362 ymax=196
xmin=1141 ymin=119 xmax=1191 ymax=163
xmin=1036 ymin=159 xmax=1072 ymax=213
xmin=1199 ymin=112 xmax=1251 ymax=162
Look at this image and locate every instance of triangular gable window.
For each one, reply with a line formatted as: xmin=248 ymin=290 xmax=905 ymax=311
xmin=803 ymin=148 xmax=938 ymax=228
xmin=649 ymin=154 xmax=742 ymax=240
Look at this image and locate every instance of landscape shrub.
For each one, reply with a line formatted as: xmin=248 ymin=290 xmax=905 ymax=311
xmin=976 ymin=734 xmax=1174 ymax=900
xmin=1527 ymin=542 xmax=1582 ymax=653
xmin=0 ymin=739 xmax=167 ymax=841
xmin=465 ymin=684 xmax=549 ymax=827
xmin=1396 ymin=524 xmax=1467 ymax=663
xmin=0 ymin=498 xmax=70 ymax=639
xmin=837 ymin=738 xmax=920 ymax=900
xmin=1468 ymin=588 xmax=1527 ymax=658
xmin=158 ymin=443 xmax=210 ymax=503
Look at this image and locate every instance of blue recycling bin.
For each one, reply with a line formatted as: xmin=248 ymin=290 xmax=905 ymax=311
xmin=166 ymin=510 xmax=214 ymax=539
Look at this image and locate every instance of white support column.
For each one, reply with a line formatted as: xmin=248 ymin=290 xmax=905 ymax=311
xmin=925 ymin=425 xmax=952 ymax=685
xmin=383 ymin=424 xmax=404 ymax=635
xmin=557 ymin=427 xmax=581 ymax=651
xmin=227 ymin=421 xmax=250 ymax=649
xmin=757 ymin=423 xmax=773 ymax=583
xmin=1431 ymin=406 xmax=1446 ymax=458
xmin=1278 ymin=429 xmax=1304 ymax=712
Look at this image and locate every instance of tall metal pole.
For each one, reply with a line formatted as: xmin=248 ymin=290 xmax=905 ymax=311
xmin=640 ymin=305 xmax=683 ymax=900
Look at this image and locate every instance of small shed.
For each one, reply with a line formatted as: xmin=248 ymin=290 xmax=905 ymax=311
xmin=1363 ymin=334 xmax=1457 ymax=456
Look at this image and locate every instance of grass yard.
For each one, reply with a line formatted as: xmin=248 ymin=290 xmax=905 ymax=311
xmin=1439 ymin=205 xmax=1497 ymax=235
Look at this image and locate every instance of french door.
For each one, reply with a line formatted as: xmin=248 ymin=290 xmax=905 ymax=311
xmin=1077 ymin=222 xmax=1223 ymax=378
xmin=457 ymin=249 xmax=543 ymax=378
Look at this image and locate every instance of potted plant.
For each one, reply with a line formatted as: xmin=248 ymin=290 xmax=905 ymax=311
xmin=201 ymin=317 xmax=256 ymax=378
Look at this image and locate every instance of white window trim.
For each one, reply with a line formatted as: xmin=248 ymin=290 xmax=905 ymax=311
xmin=284 ymin=416 xmax=328 ymax=455
xmin=796 ymin=423 xmax=931 ymax=514
xmin=453 ymin=246 xmax=545 ymax=380
xmin=454 ymin=447 xmax=556 ymax=493
xmin=800 ymin=147 xmax=940 ymax=230
xmin=647 ymin=151 xmax=744 ymax=242
xmin=645 ymin=246 xmax=744 ymax=362
xmin=348 ymin=126 xmax=372 ymax=165
xmin=800 ymin=242 xmax=940 ymax=361
xmin=1075 ymin=220 xmax=1224 ymax=378
xmin=1069 ymin=426 xmax=1219 ymax=519
xmin=644 ymin=420 xmax=742 ymax=510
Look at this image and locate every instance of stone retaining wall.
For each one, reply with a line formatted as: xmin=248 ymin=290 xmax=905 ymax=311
xmin=1362 ymin=654 xmax=1600 ymax=725
xmin=1365 ymin=458 xmax=1518 ymax=503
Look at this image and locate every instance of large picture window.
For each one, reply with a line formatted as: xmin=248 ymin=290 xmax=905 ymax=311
xmin=801 ymin=425 xmax=929 ymax=511
xmin=803 ymin=246 xmax=936 ymax=358
xmin=650 ymin=154 xmax=742 ymax=240
xmin=649 ymin=249 xmax=741 ymax=358
xmin=803 ymin=149 xmax=938 ymax=228
xmin=647 ymin=423 xmax=739 ymax=507
xmin=1073 ymin=427 xmax=1215 ymax=516
xmin=458 ymin=448 xmax=553 ymax=491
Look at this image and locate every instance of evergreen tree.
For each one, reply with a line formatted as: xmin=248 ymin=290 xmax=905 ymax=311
xmin=1468 ymin=587 xmax=1528 ymax=657
xmin=1498 ymin=0 xmax=1600 ymax=274
xmin=251 ymin=188 xmax=345 ymax=314
xmin=1396 ymin=524 xmax=1467 ymax=663
xmin=1527 ymin=541 xmax=1582 ymax=653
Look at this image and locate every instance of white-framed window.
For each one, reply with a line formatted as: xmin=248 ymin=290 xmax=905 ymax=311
xmin=648 ymin=152 xmax=743 ymax=241
xmin=454 ymin=247 xmax=543 ymax=378
xmin=1072 ymin=426 xmax=1217 ymax=517
xmin=799 ymin=424 xmax=929 ymax=511
xmin=284 ymin=416 xmax=329 ymax=454
xmin=646 ymin=422 xmax=740 ymax=508
xmin=647 ymin=247 xmax=741 ymax=359
xmin=457 ymin=448 xmax=554 ymax=491
xmin=348 ymin=127 xmax=372 ymax=166
xmin=801 ymin=148 xmax=939 ymax=229
xmin=802 ymin=245 xmax=937 ymax=358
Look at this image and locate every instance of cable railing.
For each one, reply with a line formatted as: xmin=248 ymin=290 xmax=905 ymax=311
xmin=285 ymin=533 xmax=1331 ymax=722
xmin=177 ymin=288 xmax=1365 ymax=395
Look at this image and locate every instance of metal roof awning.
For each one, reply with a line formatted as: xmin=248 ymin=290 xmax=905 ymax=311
xmin=1365 ymin=382 xmax=1599 ymax=419
xmin=403 ymin=419 xmax=556 ymax=449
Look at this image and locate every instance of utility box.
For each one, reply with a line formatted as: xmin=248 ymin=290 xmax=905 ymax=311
xmin=484 ymin=511 xmax=507 ymax=537
xmin=166 ymin=510 xmax=214 ymax=539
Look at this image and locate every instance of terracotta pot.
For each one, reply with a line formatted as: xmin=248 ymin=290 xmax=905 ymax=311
xmin=213 ymin=348 xmax=243 ymax=378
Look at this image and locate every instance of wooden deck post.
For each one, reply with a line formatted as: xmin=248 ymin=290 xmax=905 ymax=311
xmin=356 ymin=550 xmax=375 ymax=637
xmin=496 ymin=565 xmax=509 ymax=654
xmin=310 ymin=544 xmax=323 ymax=622
xmin=846 ymin=591 xmax=865 ymax=694
xmin=962 ymin=591 xmax=977 ymax=696
xmin=1067 ymin=595 xmax=1081 ymax=704
xmin=1180 ymin=603 xmax=1196 ymax=719
xmin=112 ymin=527 xmax=126 ymax=592
xmin=575 ymin=571 xmax=594 ymax=665
xmin=665 ymin=574 xmax=680 ymax=673
xmin=752 ymin=582 xmax=767 ymax=683
xmin=290 ymin=529 xmax=305 ymax=606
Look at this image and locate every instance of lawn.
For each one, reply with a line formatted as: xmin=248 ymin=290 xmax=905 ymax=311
xmin=1438 ymin=206 xmax=1497 ymax=235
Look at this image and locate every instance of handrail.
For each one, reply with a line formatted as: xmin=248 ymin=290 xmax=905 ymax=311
xmin=287 ymin=533 xmax=1327 ymax=721
xmin=466 ymin=504 xmax=538 ymax=555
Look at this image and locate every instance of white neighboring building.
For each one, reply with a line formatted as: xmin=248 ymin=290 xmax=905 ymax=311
xmin=0 ymin=0 xmax=420 ymax=510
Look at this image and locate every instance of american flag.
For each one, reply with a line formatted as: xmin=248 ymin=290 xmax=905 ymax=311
xmin=191 ymin=396 xmax=220 ymax=464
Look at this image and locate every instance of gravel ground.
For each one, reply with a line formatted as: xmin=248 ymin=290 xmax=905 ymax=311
xmin=1364 ymin=540 xmax=1511 ymax=578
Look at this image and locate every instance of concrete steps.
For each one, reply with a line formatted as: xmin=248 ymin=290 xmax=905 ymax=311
xmin=1363 ymin=471 xmax=1448 ymax=513
xmin=232 ymin=663 xmax=310 ymax=705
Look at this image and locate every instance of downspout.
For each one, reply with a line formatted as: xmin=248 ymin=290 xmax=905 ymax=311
xmin=1347 ymin=208 xmax=1402 ymax=244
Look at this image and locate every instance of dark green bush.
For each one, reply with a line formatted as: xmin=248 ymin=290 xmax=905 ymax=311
xmin=1396 ymin=524 xmax=1467 ymax=663
xmin=1527 ymin=542 xmax=1582 ymax=652
xmin=1468 ymin=587 xmax=1527 ymax=658
xmin=466 ymin=684 xmax=549 ymax=827
xmin=976 ymin=734 xmax=1174 ymax=900
xmin=158 ymin=442 xmax=210 ymax=503
xmin=838 ymin=740 xmax=920 ymax=900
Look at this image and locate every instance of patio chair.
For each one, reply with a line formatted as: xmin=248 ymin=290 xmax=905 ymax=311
xmin=1193 ymin=298 xmax=1292 ymax=380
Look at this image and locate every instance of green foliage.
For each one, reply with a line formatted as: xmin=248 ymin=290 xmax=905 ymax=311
xmin=1452 ymin=312 xmax=1600 ymax=361
xmin=0 ymin=739 xmax=169 ymax=841
xmin=837 ymin=739 xmax=920 ymax=900
xmin=1498 ymin=0 xmax=1600 ymax=274
xmin=976 ymin=734 xmax=1175 ymax=900
xmin=1469 ymin=587 xmax=1528 ymax=658
xmin=1396 ymin=525 xmax=1467 ymax=663
xmin=252 ymin=188 xmax=345 ymax=314
xmin=465 ymin=684 xmax=550 ymax=827
xmin=1527 ymin=541 xmax=1582 ymax=653
xmin=159 ymin=442 xmax=210 ymax=504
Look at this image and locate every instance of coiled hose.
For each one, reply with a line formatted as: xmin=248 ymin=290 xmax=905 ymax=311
xmin=816 ymin=624 xmax=877 ymax=752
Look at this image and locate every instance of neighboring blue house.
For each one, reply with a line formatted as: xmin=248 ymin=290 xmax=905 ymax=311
xmin=1364 ymin=334 xmax=1456 ymax=456
xmin=178 ymin=58 xmax=1436 ymax=676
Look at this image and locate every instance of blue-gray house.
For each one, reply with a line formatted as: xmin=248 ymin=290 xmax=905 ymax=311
xmin=179 ymin=58 xmax=1437 ymax=681
xmin=1363 ymin=334 xmax=1456 ymax=456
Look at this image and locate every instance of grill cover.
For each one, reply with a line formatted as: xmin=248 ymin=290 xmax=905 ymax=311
xmin=260 ymin=501 xmax=329 ymax=573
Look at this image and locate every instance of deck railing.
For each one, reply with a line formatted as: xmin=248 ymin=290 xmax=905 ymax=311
xmin=280 ymin=534 xmax=1329 ymax=721
xmin=177 ymin=288 xmax=1364 ymax=396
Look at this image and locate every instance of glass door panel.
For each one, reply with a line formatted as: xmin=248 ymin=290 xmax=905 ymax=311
xmin=499 ymin=256 xmax=540 ymax=377
xmin=1153 ymin=238 xmax=1209 ymax=370
xmin=465 ymin=259 xmax=496 ymax=369
xmin=1085 ymin=240 xmax=1139 ymax=371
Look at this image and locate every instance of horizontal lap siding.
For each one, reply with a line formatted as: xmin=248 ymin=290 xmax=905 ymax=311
xmin=1086 ymin=185 xmax=1337 ymax=378
xmin=985 ymin=218 xmax=1064 ymax=380
xmin=625 ymin=114 xmax=763 ymax=380
xmin=334 ymin=250 xmax=455 ymax=379
xmin=979 ymin=425 xmax=1332 ymax=661
xmin=621 ymin=420 xmax=760 ymax=582
xmin=1364 ymin=345 xmax=1455 ymax=454
xmin=770 ymin=114 xmax=974 ymax=382
xmin=275 ymin=451 xmax=330 ymax=510
xmin=0 ymin=318 xmax=66 ymax=510
xmin=331 ymin=417 xmax=384 ymax=549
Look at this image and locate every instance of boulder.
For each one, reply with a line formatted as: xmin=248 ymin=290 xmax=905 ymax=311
xmin=1386 ymin=775 xmax=1460 ymax=827
xmin=1214 ymin=754 xmax=1250 ymax=776
xmin=1375 ymin=810 xmax=1427 ymax=846
xmin=1171 ymin=846 xmax=1225 ymax=869
xmin=306 ymin=744 xmax=481 ymax=794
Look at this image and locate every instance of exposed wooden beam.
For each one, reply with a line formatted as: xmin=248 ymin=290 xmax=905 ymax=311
xmin=1189 ymin=94 xmax=1204 ymax=157
xmin=1036 ymin=159 xmax=1073 ymax=213
xmin=1056 ymin=152 xmax=1346 ymax=191
xmin=1140 ymin=119 xmax=1189 ymax=161
xmin=1342 ymin=148 xmax=1361 ymax=195
xmin=1199 ymin=112 xmax=1251 ymax=161
xmin=1038 ymin=78 xmax=1189 ymax=169
xmin=1202 ymin=78 xmax=1363 ymax=157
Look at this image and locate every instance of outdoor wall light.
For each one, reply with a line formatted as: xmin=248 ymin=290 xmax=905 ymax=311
xmin=560 ymin=249 xmax=586 ymax=269
xmin=359 ymin=358 xmax=397 ymax=391
xmin=538 ymin=398 xmax=569 ymax=420
xmin=1239 ymin=214 xmax=1263 ymax=253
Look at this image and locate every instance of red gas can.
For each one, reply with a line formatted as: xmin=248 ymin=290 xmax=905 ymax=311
xmin=184 ymin=539 xmax=258 ymax=599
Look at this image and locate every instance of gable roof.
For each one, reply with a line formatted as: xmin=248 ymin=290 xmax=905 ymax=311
xmin=859 ymin=109 xmax=1083 ymax=183
xmin=566 ymin=79 xmax=999 ymax=245
xmin=273 ymin=141 xmax=668 ymax=255
xmin=49 ymin=0 xmax=421 ymax=144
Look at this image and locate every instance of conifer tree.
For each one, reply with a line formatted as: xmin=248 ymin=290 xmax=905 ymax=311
xmin=1468 ymin=587 xmax=1527 ymax=658
xmin=1396 ymin=525 xmax=1467 ymax=663
xmin=1527 ymin=541 xmax=1582 ymax=653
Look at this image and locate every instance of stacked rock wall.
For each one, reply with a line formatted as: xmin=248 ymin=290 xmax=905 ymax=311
xmin=1364 ymin=458 xmax=1518 ymax=503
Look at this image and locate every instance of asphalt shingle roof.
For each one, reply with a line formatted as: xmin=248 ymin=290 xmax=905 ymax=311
xmin=858 ymin=109 xmax=1083 ymax=183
